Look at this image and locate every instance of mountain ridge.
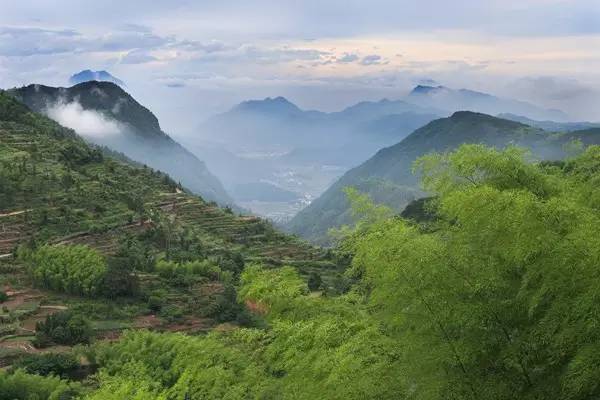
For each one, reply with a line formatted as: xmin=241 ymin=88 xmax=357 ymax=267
xmin=407 ymin=85 xmax=569 ymax=121
xmin=8 ymin=81 xmax=234 ymax=206
xmin=286 ymin=111 xmax=600 ymax=243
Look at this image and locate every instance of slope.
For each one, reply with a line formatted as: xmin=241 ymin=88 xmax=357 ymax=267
xmin=497 ymin=113 xmax=600 ymax=132
xmin=287 ymin=111 xmax=600 ymax=243
xmin=0 ymin=90 xmax=337 ymax=365
xmin=8 ymin=81 xmax=234 ymax=206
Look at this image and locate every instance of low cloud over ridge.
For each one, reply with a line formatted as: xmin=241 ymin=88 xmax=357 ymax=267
xmin=46 ymin=100 xmax=127 ymax=138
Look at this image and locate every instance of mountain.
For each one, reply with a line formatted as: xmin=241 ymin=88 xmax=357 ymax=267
xmin=286 ymin=111 xmax=600 ymax=244
xmin=0 ymin=88 xmax=337 ymax=372
xmin=201 ymin=96 xmax=439 ymax=154
xmin=563 ymin=127 xmax=600 ymax=146
xmin=192 ymin=96 xmax=440 ymax=220
xmin=194 ymin=86 xmax=568 ymax=222
xmin=497 ymin=113 xmax=600 ymax=132
xmin=232 ymin=96 xmax=305 ymax=116
xmin=69 ymin=69 xmax=124 ymax=86
xmin=8 ymin=81 xmax=233 ymax=205
xmin=407 ymin=85 xmax=569 ymax=122
xmin=0 ymin=88 xmax=330 ymax=266
xmin=329 ymin=98 xmax=441 ymax=123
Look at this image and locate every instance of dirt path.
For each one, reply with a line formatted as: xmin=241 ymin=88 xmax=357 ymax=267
xmin=1 ymin=289 xmax=43 ymax=310
xmin=0 ymin=210 xmax=30 ymax=218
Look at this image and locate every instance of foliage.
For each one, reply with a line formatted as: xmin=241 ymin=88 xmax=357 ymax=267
xmin=24 ymin=245 xmax=107 ymax=296
xmin=34 ymin=311 xmax=93 ymax=347
xmin=307 ymin=272 xmax=322 ymax=291
xmin=0 ymin=291 xmax=7 ymax=303
xmin=12 ymin=353 xmax=80 ymax=378
xmin=86 ymin=145 xmax=600 ymax=399
xmin=103 ymin=256 xmax=139 ymax=297
xmin=155 ymin=259 xmax=220 ymax=282
xmin=0 ymin=369 xmax=80 ymax=400
xmin=346 ymin=144 xmax=600 ymax=399
xmin=89 ymin=264 xmax=401 ymax=399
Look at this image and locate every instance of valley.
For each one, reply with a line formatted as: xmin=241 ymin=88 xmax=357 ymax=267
xmin=186 ymin=85 xmax=582 ymax=224
xmin=0 ymin=2 xmax=598 ymax=396
xmin=2 ymin=76 xmax=600 ymax=398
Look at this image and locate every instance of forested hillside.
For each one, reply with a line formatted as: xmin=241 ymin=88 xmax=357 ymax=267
xmin=6 ymin=134 xmax=600 ymax=398
xmin=9 ymin=82 xmax=234 ymax=206
xmin=0 ymin=90 xmax=339 ymax=396
xmin=288 ymin=111 xmax=600 ymax=243
xmin=1 ymin=0 xmax=596 ymax=398
xmin=84 ymin=144 xmax=600 ymax=399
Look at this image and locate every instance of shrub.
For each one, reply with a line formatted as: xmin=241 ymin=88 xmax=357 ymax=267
xmin=12 ymin=353 xmax=80 ymax=378
xmin=147 ymin=290 xmax=167 ymax=313
xmin=0 ymin=369 xmax=80 ymax=400
xmin=159 ymin=304 xmax=184 ymax=324
xmin=0 ymin=291 xmax=7 ymax=303
xmin=103 ymin=256 xmax=139 ymax=297
xmin=307 ymin=272 xmax=323 ymax=291
xmin=34 ymin=312 xmax=92 ymax=347
xmin=155 ymin=259 xmax=221 ymax=282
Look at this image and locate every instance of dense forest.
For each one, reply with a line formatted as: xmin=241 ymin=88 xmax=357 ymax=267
xmin=2 ymin=89 xmax=600 ymax=399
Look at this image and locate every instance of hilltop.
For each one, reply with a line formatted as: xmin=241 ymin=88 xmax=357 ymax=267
xmin=69 ymin=70 xmax=124 ymax=86
xmin=9 ymin=81 xmax=234 ymax=205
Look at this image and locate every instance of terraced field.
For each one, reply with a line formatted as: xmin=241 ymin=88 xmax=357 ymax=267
xmin=0 ymin=90 xmax=341 ymax=366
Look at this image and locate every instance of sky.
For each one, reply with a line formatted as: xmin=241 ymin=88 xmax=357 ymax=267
xmin=0 ymin=0 xmax=599 ymax=135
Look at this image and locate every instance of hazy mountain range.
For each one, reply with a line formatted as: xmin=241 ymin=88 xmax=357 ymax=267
xmin=187 ymin=95 xmax=441 ymax=221
xmin=4 ymin=76 xmax=591 ymax=232
xmin=286 ymin=111 xmax=600 ymax=244
xmin=187 ymin=84 xmax=574 ymax=221
xmin=497 ymin=113 xmax=600 ymax=132
xmin=407 ymin=85 xmax=569 ymax=121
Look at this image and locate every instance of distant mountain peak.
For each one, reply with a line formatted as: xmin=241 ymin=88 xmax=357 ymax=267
xmin=410 ymin=85 xmax=447 ymax=95
xmin=449 ymin=110 xmax=487 ymax=119
xmin=407 ymin=84 xmax=569 ymax=122
xmin=233 ymin=96 xmax=301 ymax=114
xmin=69 ymin=70 xmax=124 ymax=87
xmin=270 ymin=96 xmax=291 ymax=103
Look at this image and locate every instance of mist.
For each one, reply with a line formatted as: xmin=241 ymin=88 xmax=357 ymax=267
xmin=46 ymin=100 xmax=127 ymax=138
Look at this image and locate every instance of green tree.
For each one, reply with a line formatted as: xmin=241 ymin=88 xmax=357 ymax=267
xmin=34 ymin=311 xmax=93 ymax=347
xmin=24 ymin=244 xmax=107 ymax=296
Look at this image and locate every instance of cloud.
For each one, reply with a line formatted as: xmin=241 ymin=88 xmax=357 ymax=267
xmin=242 ymin=46 xmax=330 ymax=64
xmin=96 ymin=31 xmax=172 ymax=52
xmin=418 ymin=78 xmax=441 ymax=86
xmin=120 ymin=49 xmax=158 ymax=64
xmin=166 ymin=81 xmax=186 ymax=88
xmin=0 ymin=26 xmax=82 ymax=56
xmin=117 ymin=23 xmax=153 ymax=33
xmin=508 ymin=76 xmax=600 ymax=121
xmin=46 ymin=100 xmax=127 ymax=138
xmin=174 ymin=39 xmax=231 ymax=53
xmin=0 ymin=25 xmax=172 ymax=57
xmin=336 ymin=53 xmax=359 ymax=63
xmin=360 ymin=54 xmax=384 ymax=66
